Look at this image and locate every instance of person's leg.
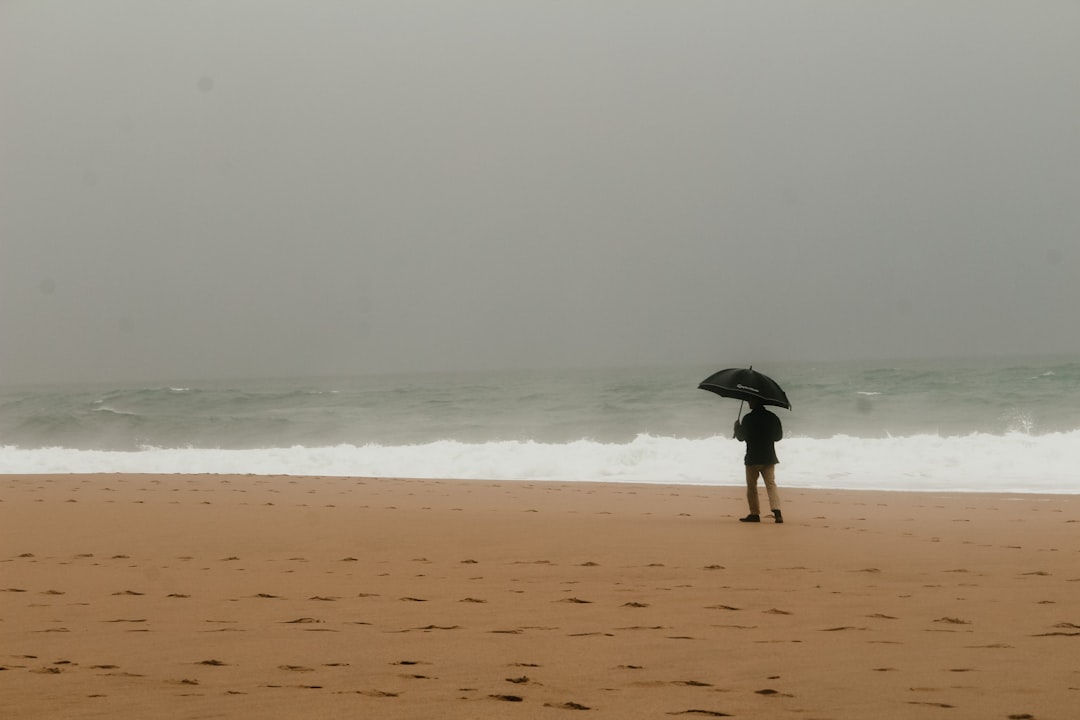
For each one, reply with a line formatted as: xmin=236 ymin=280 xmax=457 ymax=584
xmin=761 ymin=465 xmax=782 ymax=522
xmin=744 ymin=465 xmax=761 ymax=516
xmin=761 ymin=465 xmax=780 ymax=511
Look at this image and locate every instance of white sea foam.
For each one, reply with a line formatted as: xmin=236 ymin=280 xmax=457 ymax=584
xmin=2 ymin=431 xmax=1077 ymax=494
xmin=90 ymin=406 xmax=137 ymax=416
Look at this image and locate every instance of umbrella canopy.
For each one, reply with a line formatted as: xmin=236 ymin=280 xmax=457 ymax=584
xmin=698 ymin=367 xmax=791 ymax=410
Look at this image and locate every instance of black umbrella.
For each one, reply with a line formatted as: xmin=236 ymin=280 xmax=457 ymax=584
xmin=698 ymin=367 xmax=791 ymax=410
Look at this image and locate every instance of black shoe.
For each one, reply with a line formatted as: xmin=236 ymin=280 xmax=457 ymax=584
xmin=739 ymin=514 xmax=760 ymax=523
xmin=773 ymin=510 xmax=784 ymax=524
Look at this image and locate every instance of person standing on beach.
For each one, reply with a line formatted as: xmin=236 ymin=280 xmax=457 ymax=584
xmin=733 ymin=399 xmax=783 ymax=523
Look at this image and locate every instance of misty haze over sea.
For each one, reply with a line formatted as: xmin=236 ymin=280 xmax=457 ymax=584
xmin=3 ymin=3 xmax=1078 ymax=387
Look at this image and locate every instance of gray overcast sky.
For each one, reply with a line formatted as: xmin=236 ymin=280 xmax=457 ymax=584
xmin=2 ymin=1 xmax=1078 ymax=384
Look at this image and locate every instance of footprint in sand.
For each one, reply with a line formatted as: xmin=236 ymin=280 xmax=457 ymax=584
xmin=393 ymin=625 xmax=460 ymax=633
xmin=31 ymin=666 xmax=65 ymax=675
xmin=1031 ymin=624 xmax=1080 ymax=637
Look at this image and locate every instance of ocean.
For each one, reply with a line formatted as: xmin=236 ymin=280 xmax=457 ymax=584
xmin=1 ymin=357 xmax=1078 ymax=494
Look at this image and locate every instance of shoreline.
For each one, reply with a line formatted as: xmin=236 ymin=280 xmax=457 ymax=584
xmin=3 ymin=471 xmax=1077 ymax=497
xmin=3 ymin=473 xmax=1078 ymax=719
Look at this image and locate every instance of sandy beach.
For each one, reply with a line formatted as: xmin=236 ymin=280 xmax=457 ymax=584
xmin=2 ymin=473 xmax=1078 ymax=719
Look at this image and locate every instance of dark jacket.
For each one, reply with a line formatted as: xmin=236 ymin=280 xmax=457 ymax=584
xmin=734 ymin=407 xmax=782 ymax=465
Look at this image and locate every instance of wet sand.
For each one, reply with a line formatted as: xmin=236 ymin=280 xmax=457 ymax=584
xmin=2 ymin=473 xmax=1078 ymax=719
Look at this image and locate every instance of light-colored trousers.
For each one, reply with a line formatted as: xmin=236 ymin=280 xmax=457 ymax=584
xmin=745 ymin=464 xmax=781 ymax=515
